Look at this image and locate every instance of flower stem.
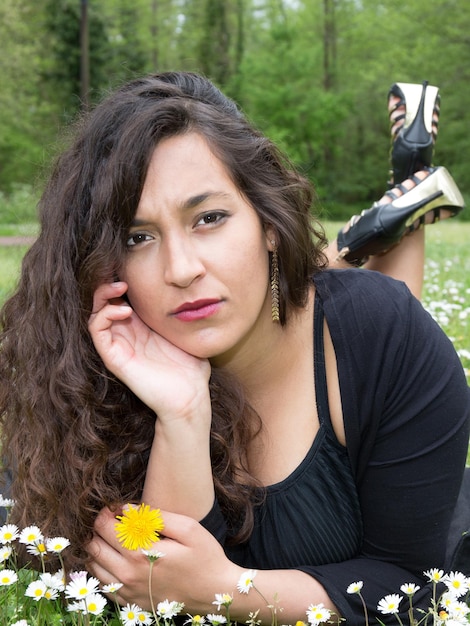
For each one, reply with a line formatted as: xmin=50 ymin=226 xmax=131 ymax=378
xmin=358 ymin=592 xmax=369 ymax=626
xmin=148 ymin=560 xmax=160 ymax=626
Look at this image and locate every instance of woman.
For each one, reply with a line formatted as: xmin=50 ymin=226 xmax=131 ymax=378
xmin=0 ymin=73 xmax=468 ymax=624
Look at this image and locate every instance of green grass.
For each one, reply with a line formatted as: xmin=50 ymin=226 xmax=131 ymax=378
xmin=0 ymin=244 xmax=30 ymax=304
xmin=324 ymin=220 xmax=470 ymax=379
xmin=0 ymin=223 xmax=38 ymax=237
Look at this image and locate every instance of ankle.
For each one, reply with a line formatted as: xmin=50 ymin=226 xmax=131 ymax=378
xmin=380 ymin=169 xmax=430 ymax=205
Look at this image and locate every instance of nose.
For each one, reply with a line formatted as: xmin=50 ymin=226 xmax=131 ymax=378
xmin=162 ymin=234 xmax=205 ymax=288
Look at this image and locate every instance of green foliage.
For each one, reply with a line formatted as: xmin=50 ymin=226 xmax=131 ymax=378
xmin=1 ymin=0 xmax=470 ymax=216
xmin=0 ymin=186 xmax=39 ymax=224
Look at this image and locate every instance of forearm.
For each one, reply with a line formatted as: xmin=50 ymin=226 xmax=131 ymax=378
xmin=142 ymin=414 xmax=215 ymax=520
xmin=216 ymin=567 xmax=339 ymax=625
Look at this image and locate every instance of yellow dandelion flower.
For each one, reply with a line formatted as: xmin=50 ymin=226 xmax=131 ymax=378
xmin=115 ymin=503 xmax=164 ymax=551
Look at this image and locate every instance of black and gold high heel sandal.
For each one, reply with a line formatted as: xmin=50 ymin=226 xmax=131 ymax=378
xmin=336 ymin=166 xmax=464 ymax=267
xmin=388 ymin=81 xmax=440 ymax=186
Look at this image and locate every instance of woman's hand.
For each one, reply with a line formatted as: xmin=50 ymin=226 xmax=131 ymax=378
xmin=88 ymin=282 xmax=211 ymax=421
xmin=89 ymin=281 xmax=215 ymax=517
xmin=88 ymin=507 xmax=334 ymax=622
xmin=87 ymin=507 xmax=241 ymax=613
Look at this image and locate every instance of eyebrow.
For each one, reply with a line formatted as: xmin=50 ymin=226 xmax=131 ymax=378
xmin=131 ymin=191 xmax=231 ymax=226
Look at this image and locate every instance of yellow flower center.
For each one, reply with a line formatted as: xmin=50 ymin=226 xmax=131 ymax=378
xmin=1 ymin=576 xmax=10 ymax=584
xmin=35 ymin=589 xmax=43 ymax=597
xmin=79 ymin=587 xmax=88 ymax=596
xmin=128 ymin=612 xmax=135 ymax=619
xmin=89 ymin=602 xmax=98 ymax=611
xmin=4 ymin=532 xmax=12 ymax=540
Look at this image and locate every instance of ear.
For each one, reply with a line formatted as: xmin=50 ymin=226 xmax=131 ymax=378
xmin=264 ymin=224 xmax=277 ymax=251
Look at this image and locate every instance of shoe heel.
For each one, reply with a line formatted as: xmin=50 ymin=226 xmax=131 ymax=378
xmin=336 ymin=166 xmax=465 ymax=266
xmin=392 ymin=167 xmax=465 ymax=228
xmin=389 ymin=81 xmax=440 ymax=184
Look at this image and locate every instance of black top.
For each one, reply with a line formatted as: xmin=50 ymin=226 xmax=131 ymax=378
xmin=225 ymin=291 xmax=362 ymax=569
xmin=201 ymin=269 xmax=470 ymax=625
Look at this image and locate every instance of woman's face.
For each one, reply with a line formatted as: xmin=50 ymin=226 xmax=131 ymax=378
xmin=121 ymin=132 xmax=275 ymax=364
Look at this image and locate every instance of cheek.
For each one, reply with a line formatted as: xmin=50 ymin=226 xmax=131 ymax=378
xmin=120 ymin=262 xmax=157 ymax=312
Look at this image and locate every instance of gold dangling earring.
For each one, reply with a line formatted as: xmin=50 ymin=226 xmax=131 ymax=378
xmin=271 ymin=242 xmax=280 ymax=323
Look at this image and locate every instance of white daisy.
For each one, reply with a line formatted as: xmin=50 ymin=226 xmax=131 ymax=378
xmin=0 ymin=569 xmax=18 ymax=586
xmin=447 ymin=600 xmax=470 ymax=620
xmin=135 ymin=608 xmax=154 ymax=624
xmin=26 ymin=540 xmax=48 ymax=557
xmin=19 ymin=525 xmax=43 ymax=545
xmin=10 ymin=621 xmax=30 ymax=626
xmin=306 ymin=603 xmax=331 ymax=625
xmin=102 ymin=581 xmax=124 ymax=594
xmin=0 ymin=544 xmax=13 ymax=562
xmin=67 ymin=600 xmax=86 ymax=613
xmin=65 ymin=573 xmax=100 ymax=599
xmin=157 ymin=599 xmax=185 ymax=619
xmin=185 ymin=615 xmax=206 ymax=626
xmin=25 ymin=580 xmax=48 ymax=601
xmin=236 ymin=569 xmax=257 ymax=594
xmin=377 ymin=594 xmax=402 ymax=615
xmin=40 ymin=571 xmax=65 ymax=592
xmin=444 ymin=571 xmax=469 ymax=598
xmin=441 ymin=590 xmax=458 ymax=610
xmin=70 ymin=570 xmax=89 ymax=580
xmin=46 ymin=536 xmax=71 ymax=553
xmin=423 ymin=568 xmax=445 ymax=583
xmin=0 ymin=496 xmax=15 ymax=508
xmin=400 ymin=583 xmax=420 ymax=595
xmin=120 ymin=602 xmax=145 ymax=625
xmin=83 ymin=592 xmax=108 ymax=616
xmin=206 ymin=614 xmax=227 ymax=625
xmin=142 ymin=548 xmax=165 ymax=561
xmin=212 ymin=593 xmax=233 ymax=611
xmin=0 ymin=523 xmax=19 ymax=543
xmin=347 ymin=581 xmax=364 ymax=594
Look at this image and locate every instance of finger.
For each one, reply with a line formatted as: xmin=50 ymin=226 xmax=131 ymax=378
xmin=88 ymin=300 xmax=134 ymax=345
xmin=91 ymin=281 xmax=129 ymax=315
xmin=158 ymin=510 xmax=203 ymax=543
xmin=93 ymin=507 xmax=125 ymax=549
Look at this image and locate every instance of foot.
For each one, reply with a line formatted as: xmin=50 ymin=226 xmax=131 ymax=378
xmin=388 ymin=81 xmax=440 ymax=187
xmin=336 ymin=166 xmax=464 ymax=266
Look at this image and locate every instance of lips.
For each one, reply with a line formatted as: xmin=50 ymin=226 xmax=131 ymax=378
xmin=171 ymin=299 xmax=222 ymax=322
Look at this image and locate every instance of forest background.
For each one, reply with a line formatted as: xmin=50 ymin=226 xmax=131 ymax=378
xmin=1 ymin=0 xmax=470 ymax=223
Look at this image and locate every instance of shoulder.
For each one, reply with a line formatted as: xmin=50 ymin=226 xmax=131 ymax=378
xmin=313 ymin=268 xmax=415 ymax=335
xmin=313 ymin=267 xmax=411 ymax=303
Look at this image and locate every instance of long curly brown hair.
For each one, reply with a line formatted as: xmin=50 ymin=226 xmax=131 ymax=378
xmin=0 ymin=72 xmax=328 ymax=570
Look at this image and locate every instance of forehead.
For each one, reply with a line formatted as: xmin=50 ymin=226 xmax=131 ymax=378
xmin=136 ymin=133 xmax=241 ymax=212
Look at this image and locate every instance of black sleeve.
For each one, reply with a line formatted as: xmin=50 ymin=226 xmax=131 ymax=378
xmin=304 ymin=270 xmax=470 ymax=625
xmin=198 ymin=498 xmax=228 ymax=544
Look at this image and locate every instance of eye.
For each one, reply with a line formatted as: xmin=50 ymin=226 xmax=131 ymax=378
xmin=195 ymin=211 xmax=228 ymax=227
xmin=126 ymin=232 xmax=153 ymax=247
